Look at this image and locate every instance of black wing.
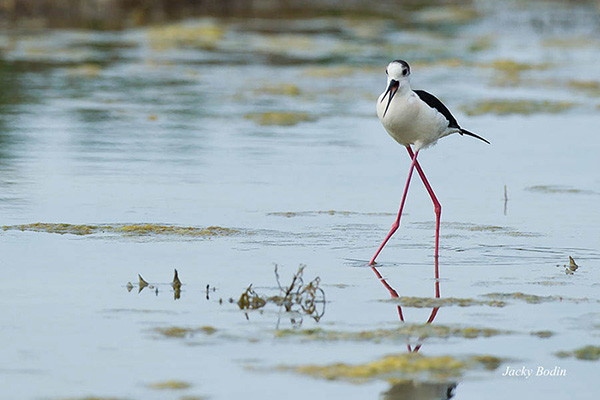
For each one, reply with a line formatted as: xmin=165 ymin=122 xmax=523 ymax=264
xmin=414 ymin=89 xmax=459 ymax=128
xmin=414 ymin=89 xmax=490 ymax=144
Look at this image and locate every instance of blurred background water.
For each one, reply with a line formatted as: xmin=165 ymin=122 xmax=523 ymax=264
xmin=1 ymin=1 xmax=600 ymax=399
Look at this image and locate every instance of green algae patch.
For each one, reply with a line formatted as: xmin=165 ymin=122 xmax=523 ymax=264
xmin=293 ymin=354 xmax=465 ymax=381
xmin=435 ymin=222 xmax=539 ymax=237
xmin=387 ymin=296 xmax=505 ymax=308
xmin=302 ymin=65 xmax=359 ymax=78
xmin=275 ymin=324 xmax=510 ymax=342
xmin=568 ymin=80 xmax=600 ymax=96
xmin=148 ymin=380 xmax=191 ymax=390
xmin=460 ymin=99 xmax=575 ymax=116
xmin=268 ymin=210 xmax=394 ymax=218
xmin=2 ymin=223 xmax=238 ymax=238
xmin=556 ymin=346 xmax=600 ymax=361
xmin=283 ymin=353 xmax=502 ymax=383
xmin=244 ymin=112 xmax=315 ymax=126
xmin=255 ymin=84 xmax=302 ymax=96
xmin=66 ymin=63 xmax=102 ymax=78
xmin=470 ymin=355 xmax=503 ymax=371
xmin=531 ymin=330 xmax=553 ymax=339
xmin=481 ymin=59 xmax=550 ymax=74
xmin=58 ymin=397 xmax=130 ymax=400
xmin=526 ymin=185 xmax=594 ymax=194
xmin=3 ymin=223 xmax=100 ymax=235
xmin=483 ymin=292 xmax=595 ymax=305
xmin=154 ymin=326 xmax=217 ymax=339
xmin=147 ymin=22 xmax=224 ymax=50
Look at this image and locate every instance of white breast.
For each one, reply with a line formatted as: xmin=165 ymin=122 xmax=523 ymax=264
xmin=377 ymin=90 xmax=451 ymax=150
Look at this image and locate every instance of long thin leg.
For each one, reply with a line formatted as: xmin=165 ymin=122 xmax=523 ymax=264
xmin=406 ymin=146 xmax=441 ymax=262
xmin=369 ymin=148 xmax=420 ymax=265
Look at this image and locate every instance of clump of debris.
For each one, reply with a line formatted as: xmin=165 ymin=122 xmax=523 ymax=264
xmin=237 ymin=265 xmax=326 ymax=322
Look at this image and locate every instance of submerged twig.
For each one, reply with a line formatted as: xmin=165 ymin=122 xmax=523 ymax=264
xmin=237 ymin=265 xmax=326 ymax=323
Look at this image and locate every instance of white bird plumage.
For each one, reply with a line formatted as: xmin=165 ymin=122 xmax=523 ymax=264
xmin=376 ymin=60 xmax=488 ymax=150
xmin=369 ymin=59 xmax=489 ymax=266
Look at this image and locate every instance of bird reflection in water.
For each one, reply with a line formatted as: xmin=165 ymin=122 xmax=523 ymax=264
xmin=371 ymin=258 xmax=457 ymax=400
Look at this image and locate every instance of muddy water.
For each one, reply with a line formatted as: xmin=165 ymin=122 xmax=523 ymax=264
xmin=1 ymin=1 xmax=600 ymax=399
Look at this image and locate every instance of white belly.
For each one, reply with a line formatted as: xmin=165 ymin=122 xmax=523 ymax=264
xmin=377 ymin=91 xmax=451 ymax=150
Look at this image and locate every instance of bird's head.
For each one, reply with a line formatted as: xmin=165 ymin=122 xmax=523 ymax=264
xmin=381 ymin=59 xmax=411 ymax=117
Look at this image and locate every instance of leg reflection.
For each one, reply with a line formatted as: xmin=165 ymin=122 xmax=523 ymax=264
xmin=370 ymin=257 xmax=440 ymax=353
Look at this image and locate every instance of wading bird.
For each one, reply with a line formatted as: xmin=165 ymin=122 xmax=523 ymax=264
xmin=370 ymin=60 xmax=489 ymax=266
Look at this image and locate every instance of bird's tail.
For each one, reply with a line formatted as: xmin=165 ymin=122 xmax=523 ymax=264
xmin=459 ymin=128 xmax=490 ymax=144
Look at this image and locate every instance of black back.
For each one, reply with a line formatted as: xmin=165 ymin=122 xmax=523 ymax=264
xmin=414 ymin=90 xmax=459 ymax=129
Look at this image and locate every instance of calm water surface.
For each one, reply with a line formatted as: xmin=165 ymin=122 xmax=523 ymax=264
xmin=1 ymin=1 xmax=600 ymax=399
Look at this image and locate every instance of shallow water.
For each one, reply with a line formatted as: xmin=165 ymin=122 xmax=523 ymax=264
xmin=1 ymin=1 xmax=600 ymax=399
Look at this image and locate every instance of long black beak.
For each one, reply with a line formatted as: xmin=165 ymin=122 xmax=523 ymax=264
xmin=459 ymin=128 xmax=490 ymax=144
xmin=380 ymin=79 xmax=399 ymax=118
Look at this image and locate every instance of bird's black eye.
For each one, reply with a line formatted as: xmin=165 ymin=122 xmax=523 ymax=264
xmin=402 ymin=69 xmax=408 ymax=76
xmin=385 ymin=68 xmax=388 ymax=75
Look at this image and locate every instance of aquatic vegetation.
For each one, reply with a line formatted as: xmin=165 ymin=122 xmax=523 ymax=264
xmin=154 ymin=326 xmax=217 ymax=339
xmin=237 ymin=284 xmax=267 ymax=310
xmin=567 ymin=80 xmax=600 ymax=96
xmin=275 ymin=324 xmax=510 ymax=341
xmin=460 ymin=99 xmax=575 ymax=116
xmin=172 ymin=269 xmax=182 ymax=299
xmin=268 ymin=210 xmax=394 ymax=217
xmin=483 ymin=292 xmax=595 ymax=304
xmin=468 ymin=36 xmax=495 ymax=52
xmin=255 ymin=84 xmax=302 ymax=96
xmin=526 ymin=185 xmax=594 ymax=194
xmin=556 ymin=346 xmax=600 ymax=361
xmin=58 ymin=397 xmax=130 ymax=400
xmin=482 ymin=59 xmax=550 ymax=74
xmin=531 ymin=331 xmax=553 ymax=338
xmin=148 ymin=380 xmax=192 ymax=390
xmin=436 ymin=222 xmax=539 ymax=237
xmin=283 ymin=353 xmax=502 ymax=383
xmin=66 ymin=63 xmax=102 ymax=78
xmin=386 ymin=296 xmax=505 ymax=308
xmin=244 ymin=112 xmax=315 ymax=126
xmin=563 ymin=256 xmax=579 ymax=275
xmin=237 ymin=265 xmax=326 ymax=322
xmin=147 ymin=21 xmax=224 ymax=50
xmin=2 ymin=223 xmax=238 ymax=238
xmin=302 ymin=65 xmax=358 ymax=78
xmin=414 ymin=5 xmax=479 ymax=24
xmin=138 ymin=274 xmax=150 ymax=292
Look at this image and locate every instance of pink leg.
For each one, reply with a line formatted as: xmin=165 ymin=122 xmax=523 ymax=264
xmin=406 ymin=146 xmax=441 ymax=265
xmin=369 ymin=148 xmax=419 ymax=265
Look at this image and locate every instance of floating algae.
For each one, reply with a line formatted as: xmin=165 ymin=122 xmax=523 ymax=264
xmin=237 ymin=284 xmax=267 ymax=310
xmin=147 ymin=21 xmax=225 ymax=50
xmin=237 ymin=265 xmax=326 ymax=322
xmin=422 ymin=222 xmax=539 ymax=237
xmin=154 ymin=326 xmax=217 ymax=339
xmin=274 ymin=324 xmax=511 ymax=341
xmin=148 ymin=380 xmax=192 ymax=390
xmin=567 ymin=80 xmax=600 ymax=96
xmin=460 ymin=99 xmax=575 ymax=116
xmin=254 ymin=84 xmax=302 ymax=96
xmin=385 ymin=296 xmax=505 ymax=308
xmin=483 ymin=292 xmax=596 ymax=305
xmin=2 ymin=223 xmax=238 ymax=238
xmin=283 ymin=353 xmax=503 ymax=383
xmin=58 ymin=397 xmax=130 ymax=400
xmin=66 ymin=63 xmax=102 ymax=78
xmin=526 ymin=185 xmax=594 ymax=195
xmin=531 ymin=331 xmax=554 ymax=339
xmin=244 ymin=112 xmax=315 ymax=126
xmin=556 ymin=346 xmax=600 ymax=361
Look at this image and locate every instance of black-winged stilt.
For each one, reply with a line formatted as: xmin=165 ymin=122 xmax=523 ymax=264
xmin=369 ymin=59 xmax=489 ymax=266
